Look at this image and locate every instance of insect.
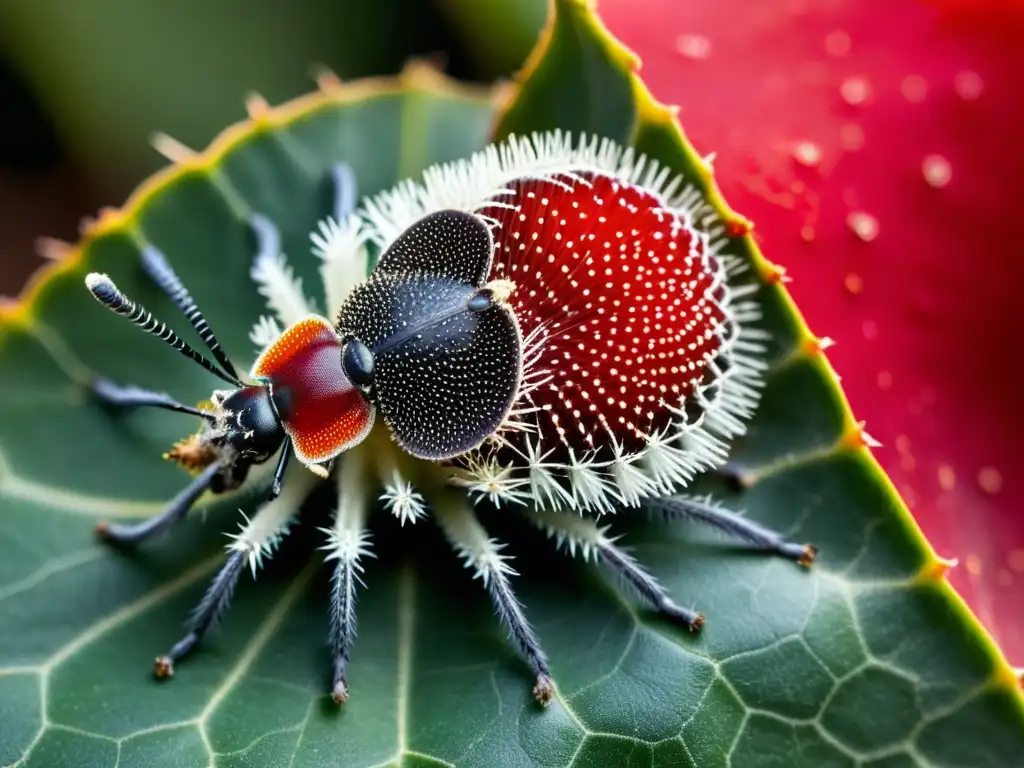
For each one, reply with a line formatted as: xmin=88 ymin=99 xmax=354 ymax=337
xmin=85 ymin=131 xmax=815 ymax=706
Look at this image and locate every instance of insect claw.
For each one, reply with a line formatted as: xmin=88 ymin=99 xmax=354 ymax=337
xmin=331 ymin=679 xmax=349 ymax=705
xmin=689 ymin=613 xmax=706 ymax=633
xmin=797 ymin=543 xmax=818 ymax=568
xmin=154 ymin=655 xmax=175 ymax=679
xmin=533 ymin=674 xmax=554 ymax=707
xmin=94 ymin=520 xmax=111 ymax=539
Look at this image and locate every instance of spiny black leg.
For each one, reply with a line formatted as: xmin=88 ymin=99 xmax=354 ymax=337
xmin=331 ymin=163 xmax=357 ymax=222
xmin=486 ymin=571 xmax=554 ymax=705
xmin=436 ymin=502 xmax=553 ymax=705
xmin=154 ymin=550 xmax=246 ymax=678
xmin=328 ymin=556 xmax=360 ymax=703
xmin=645 ymin=495 xmax=817 ymax=566
xmin=91 ymin=377 xmax=214 ymax=422
xmin=597 ymin=541 xmax=705 ymax=631
xmin=140 ymin=245 xmax=240 ymax=381
xmin=96 ymin=461 xmax=221 ymax=545
xmin=269 ymin=443 xmax=292 ymax=500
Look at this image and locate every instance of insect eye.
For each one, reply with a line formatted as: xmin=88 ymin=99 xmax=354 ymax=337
xmin=466 ymin=289 xmax=493 ymax=313
xmin=342 ymin=338 xmax=375 ymax=391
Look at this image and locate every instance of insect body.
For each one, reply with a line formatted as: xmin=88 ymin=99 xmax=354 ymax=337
xmin=86 ymin=131 xmax=815 ymax=706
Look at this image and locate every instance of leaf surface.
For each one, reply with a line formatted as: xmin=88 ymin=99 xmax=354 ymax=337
xmin=0 ymin=3 xmax=1021 ymax=767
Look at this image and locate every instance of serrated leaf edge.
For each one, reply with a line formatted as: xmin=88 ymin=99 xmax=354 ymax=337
xmin=501 ymin=0 xmax=1024 ymax=708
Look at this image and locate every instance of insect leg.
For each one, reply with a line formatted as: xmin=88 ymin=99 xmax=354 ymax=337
xmin=434 ymin=497 xmax=554 ymax=705
xmin=154 ymin=550 xmax=246 ymax=679
xmin=645 ymin=495 xmax=817 ymax=566
xmin=96 ymin=461 xmax=221 ymax=545
xmin=326 ymin=540 xmax=367 ymax=704
xmin=525 ymin=507 xmax=704 ymax=630
xmin=331 ymin=163 xmax=357 ymax=222
xmin=157 ymin=472 xmax=309 ymax=679
xmin=598 ymin=541 xmax=705 ymax=629
xmin=91 ymin=377 xmax=215 ymax=422
xmin=269 ymin=442 xmax=292 ymax=500
xmin=322 ymin=450 xmax=372 ymax=704
xmin=139 ymin=244 xmax=240 ymax=381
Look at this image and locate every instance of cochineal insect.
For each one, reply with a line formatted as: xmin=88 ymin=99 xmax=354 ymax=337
xmin=84 ymin=130 xmax=815 ymax=706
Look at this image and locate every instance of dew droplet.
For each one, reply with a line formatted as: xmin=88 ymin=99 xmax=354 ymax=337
xmin=800 ymin=225 xmax=816 ymax=242
xmin=877 ymin=370 xmax=892 ymax=389
xmin=861 ymin=319 xmax=878 ymax=339
xmin=954 ymin=70 xmax=984 ymax=100
xmin=997 ymin=569 xmax=1014 ymax=588
xmin=922 ymin=155 xmax=952 ymax=188
xmin=901 ymin=75 xmax=928 ymax=103
xmin=895 ymin=434 xmax=912 ymax=454
xmin=844 ymin=273 xmax=864 ymax=294
xmin=938 ymin=464 xmax=957 ymax=491
xmin=847 ymin=211 xmax=879 ymax=242
xmin=676 ymin=34 xmax=711 ymax=60
xmin=840 ymin=76 xmax=871 ymax=106
xmin=840 ymin=124 xmax=864 ymax=151
xmin=966 ymin=554 xmax=983 ymax=575
xmin=978 ymin=466 xmax=1003 ymax=494
xmin=825 ymin=30 xmax=851 ymax=57
xmin=791 ymin=140 xmax=822 ymax=167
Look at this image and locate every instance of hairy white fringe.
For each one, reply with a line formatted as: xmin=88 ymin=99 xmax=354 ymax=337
xmin=249 ymin=314 xmax=282 ymax=352
xmin=319 ymin=448 xmax=375 ymax=658
xmin=226 ymin=464 xmax=319 ymax=577
xmin=379 ymin=471 xmax=427 ymax=526
xmin=525 ymin=506 xmax=615 ymax=563
xmin=433 ymin=495 xmax=516 ymax=586
xmin=311 ymin=213 xmax=371 ymax=317
xmin=320 ymin=446 xmax=374 ymax=566
xmin=359 ymin=130 xmax=767 ymax=515
xmin=250 ymin=250 xmax=318 ymax=328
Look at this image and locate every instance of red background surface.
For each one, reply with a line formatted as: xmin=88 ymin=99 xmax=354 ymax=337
xmin=599 ymin=0 xmax=1024 ymax=665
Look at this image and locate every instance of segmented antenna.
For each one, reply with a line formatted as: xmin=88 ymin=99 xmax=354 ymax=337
xmin=85 ymin=273 xmax=242 ymax=387
xmin=140 ymin=245 xmax=240 ymax=381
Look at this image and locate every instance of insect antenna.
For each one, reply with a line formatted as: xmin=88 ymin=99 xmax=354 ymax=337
xmin=140 ymin=245 xmax=241 ymax=381
xmin=91 ymin=378 xmax=217 ymax=424
xmin=85 ymin=273 xmax=242 ymax=387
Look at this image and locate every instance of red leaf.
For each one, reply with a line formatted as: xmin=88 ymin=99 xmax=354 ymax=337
xmin=600 ymin=0 xmax=1024 ymax=663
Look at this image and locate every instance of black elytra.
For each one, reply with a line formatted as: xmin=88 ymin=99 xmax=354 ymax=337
xmin=335 ymin=210 xmax=522 ymax=461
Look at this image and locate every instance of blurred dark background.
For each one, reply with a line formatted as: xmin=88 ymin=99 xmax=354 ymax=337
xmin=0 ymin=0 xmax=547 ymax=297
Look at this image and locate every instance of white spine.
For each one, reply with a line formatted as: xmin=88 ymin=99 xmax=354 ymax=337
xmin=433 ymin=495 xmax=516 ymax=586
xmin=311 ymin=213 xmax=370 ymax=316
xmin=250 ymin=250 xmax=318 ymax=328
xmin=227 ymin=464 xmax=318 ymax=576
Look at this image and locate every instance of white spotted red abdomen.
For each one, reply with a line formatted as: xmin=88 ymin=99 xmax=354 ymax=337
xmin=477 ymin=171 xmax=728 ymax=463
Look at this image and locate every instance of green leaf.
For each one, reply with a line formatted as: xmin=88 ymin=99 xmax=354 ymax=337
xmin=1 ymin=5 xmax=1022 ymax=768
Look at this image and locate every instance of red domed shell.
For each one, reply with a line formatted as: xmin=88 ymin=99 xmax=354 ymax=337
xmin=478 ymin=171 xmax=729 ymax=463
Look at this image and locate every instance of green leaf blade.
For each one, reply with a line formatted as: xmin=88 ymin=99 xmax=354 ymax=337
xmin=1 ymin=2 xmax=1022 ymax=766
